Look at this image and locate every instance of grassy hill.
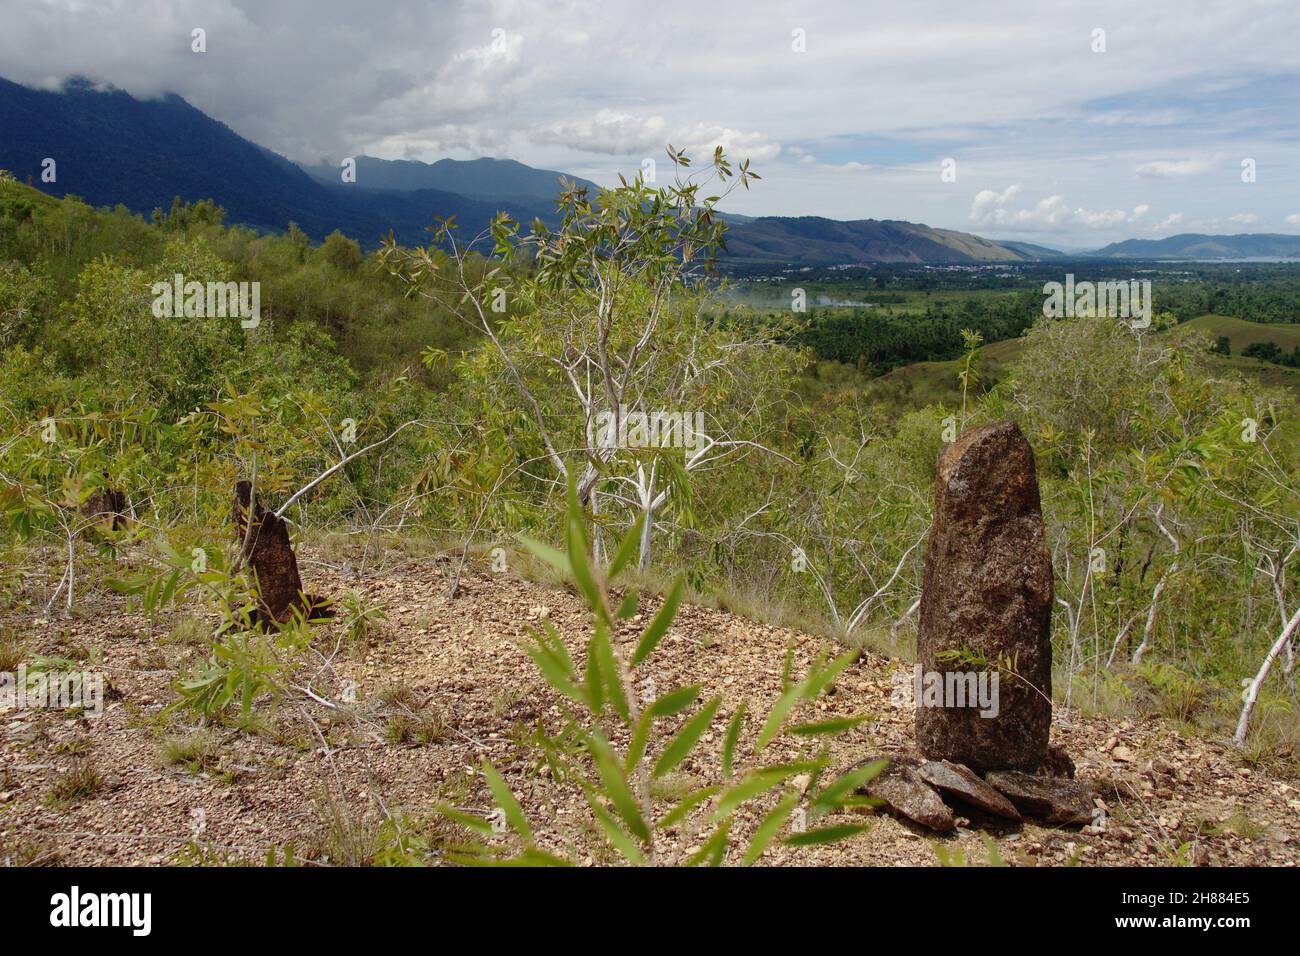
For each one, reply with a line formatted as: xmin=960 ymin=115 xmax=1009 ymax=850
xmin=1091 ymin=233 xmax=1300 ymax=260
xmin=1176 ymin=314 xmax=1300 ymax=352
xmin=866 ymin=315 xmax=1300 ymax=408
xmin=722 ymin=217 xmax=1033 ymax=266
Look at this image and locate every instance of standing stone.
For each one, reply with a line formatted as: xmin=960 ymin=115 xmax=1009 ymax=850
xmin=234 ymin=480 xmax=327 ymax=626
xmin=915 ymin=421 xmax=1053 ymax=772
xmin=82 ymin=487 xmax=127 ymax=531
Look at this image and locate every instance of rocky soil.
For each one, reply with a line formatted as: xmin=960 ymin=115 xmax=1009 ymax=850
xmin=1 ymin=552 xmax=1297 ymax=867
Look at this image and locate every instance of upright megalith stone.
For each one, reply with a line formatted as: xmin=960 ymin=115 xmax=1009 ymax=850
xmin=915 ymin=420 xmax=1053 ymax=772
xmin=82 ymin=488 xmax=127 ymax=531
xmin=234 ymin=481 xmax=329 ymax=627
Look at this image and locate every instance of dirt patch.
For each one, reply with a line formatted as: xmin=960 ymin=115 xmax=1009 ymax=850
xmin=2 ymin=554 xmax=1297 ymax=867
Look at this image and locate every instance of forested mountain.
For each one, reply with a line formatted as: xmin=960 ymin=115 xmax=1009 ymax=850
xmin=0 ymin=77 xmax=1051 ymax=263
xmin=8 ymin=76 xmax=1300 ymax=267
xmin=1091 ymin=233 xmax=1300 ymax=259
xmin=301 ymin=155 xmax=600 ymax=203
xmin=721 ymin=216 xmax=1040 ymax=264
xmin=0 ymin=76 xmax=551 ymax=246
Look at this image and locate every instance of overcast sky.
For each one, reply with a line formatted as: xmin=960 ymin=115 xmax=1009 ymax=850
xmin=4 ymin=0 xmax=1300 ymax=245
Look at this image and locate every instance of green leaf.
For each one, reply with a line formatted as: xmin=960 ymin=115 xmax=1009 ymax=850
xmin=584 ymin=635 xmax=605 ymax=717
xmin=657 ymin=785 xmax=721 ymax=830
xmin=591 ymin=623 xmax=629 ymax=722
xmin=715 ymin=766 xmax=799 ymax=819
xmin=607 ymin=512 xmax=645 ymax=580
xmin=788 ymin=714 xmax=870 ymax=736
xmin=589 ymin=732 xmax=649 ymax=842
xmin=437 ymin=805 xmax=495 ymax=837
xmin=783 ymin=823 xmax=870 ymax=847
xmin=649 ymin=684 xmax=701 ymax=718
xmin=481 ymin=761 xmax=532 ymax=841
xmin=518 ymin=535 xmax=568 ymax=575
xmin=801 ymin=648 xmax=860 ymax=700
xmin=632 ymin=576 xmax=684 ymax=666
xmin=742 ymin=790 xmax=801 ymax=865
xmin=810 ymin=759 xmax=888 ymax=812
xmin=652 ymin=696 xmax=721 ymax=779
xmin=615 ymin=591 xmax=639 ymax=620
xmin=525 ymin=630 xmax=584 ymax=705
xmin=754 ymin=680 xmax=804 ymax=753
xmin=626 ymin=709 xmax=654 ymax=772
xmin=722 ymin=699 xmax=747 ymax=778
xmin=684 ymin=818 xmax=731 ymax=866
xmin=566 ymin=510 xmax=604 ymax=622
xmin=589 ymin=799 xmax=646 ymax=865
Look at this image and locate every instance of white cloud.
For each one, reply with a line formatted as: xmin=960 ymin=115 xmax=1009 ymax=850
xmin=675 ymin=123 xmax=781 ymax=163
xmin=1135 ymin=158 xmax=1215 ymax=178
xmin=1286 ymin=213 xmax=1300 ymax=225
xmin=971 ymin=185 xmax=1151 ymax=231
xmin=530 ymin=115 xmax=779 ymax=163
xmin=970 ymin=185 xmax=1024 ymax=222
xmin=530 ymin=110 xmax=668 ymax=155
xmin=2 ymin=0 xmax=1299 ymax=236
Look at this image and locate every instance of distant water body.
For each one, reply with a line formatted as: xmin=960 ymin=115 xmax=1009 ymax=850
xmin=1168 ymin=257 xmax=1300 ymax=264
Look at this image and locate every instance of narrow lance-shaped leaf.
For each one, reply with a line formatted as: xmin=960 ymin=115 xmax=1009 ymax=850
xmin=684 ymin=818 xmax=731 ymax=867
xmin=784 ymin=823 xmax=870 ymax=847
xmin=810 ymin=758 xmax=888 ymax=813
xmin=657 ymin=784 xmax=722 ymax=830
xmin=649 ymin=684 xmax=701 ymax=718
xmin=588 ymin=799 xmax=646 ymax=865
xmin=589 ymin=731 xmax=650 ymax=842
xmin=632 ymin=576 xmax=684 ymax=667
xmin=518 ymin=535 xmax=568 ymax=576
xmin=742 ymin=790 xmax=801 ymax=866
xmin=652 ymin=696 xmax=721 ymax=779
xmin=480 ymin=761 xmax=532 ymax=842
xmin=754 ymin=679 xmax=805 ymax=753
xmin=566 ymin=510 xmax=605 ymax=623
xmin=607 ymin=512 xmax=645 ymax=581
xmin=436 ymin=805 xmax=496 ymax=837
xmin=801 ymin=648 xmax=860 ymax=700
xmin=722 ymin=699 xmax=747 ymax=778
xmin=788 ymin=714 xmax=871 ymax=736
xmin=591 ymin=622 xmax=629 ymax=723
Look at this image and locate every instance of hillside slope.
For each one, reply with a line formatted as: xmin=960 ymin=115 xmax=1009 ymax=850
xmin=868 ymin=315 xmax=1300 ymax=407
xmin=722 ymin=216 xmax=1033 ymax=265
xmin=1 ymin=556 xmax=1294 ymax=866
xmin=1092 ymin=233 xmax=1300 ymax=260
xmin=301 ymin=155 xmax=598 ymax=203
xmin=0 ymin=77 xmax=550 ymax=246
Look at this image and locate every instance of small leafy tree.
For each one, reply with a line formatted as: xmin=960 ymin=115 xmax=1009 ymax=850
xmin=438 ymin=477 xmax=884 ymax=866
xmin=380 ymin=146 xmax=796 ymax=570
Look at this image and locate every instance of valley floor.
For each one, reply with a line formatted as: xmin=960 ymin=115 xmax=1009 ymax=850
xmin=2 ymin=553 xmax=1297 ymax=867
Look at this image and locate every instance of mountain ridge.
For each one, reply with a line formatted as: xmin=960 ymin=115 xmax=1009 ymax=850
xmin=7 ymin=76 xmax=1295 ymax=264
xmin=1089 ymin=232 xmax=1300 ymax=259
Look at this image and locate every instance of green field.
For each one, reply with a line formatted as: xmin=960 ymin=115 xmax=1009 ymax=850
xmin=1175 ymin=313 xmax=1300 ymax=352
xmin=863 ymin=315 xmax=1300 ymax=408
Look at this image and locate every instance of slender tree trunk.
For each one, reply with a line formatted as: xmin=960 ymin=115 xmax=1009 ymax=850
xmin=1235 ymin=604 xmax=1300 ymax=746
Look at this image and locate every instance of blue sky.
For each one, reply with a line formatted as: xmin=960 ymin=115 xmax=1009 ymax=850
xmin=3 ymin=0 xmax=1299 ymax=246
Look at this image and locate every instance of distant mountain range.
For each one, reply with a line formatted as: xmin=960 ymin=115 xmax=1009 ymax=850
xmin=301 ymin=155 xmax=599 ymax=204
xmin=1089 ymin=233 xmax=1300 ymax=260
xmin=3 ymin=76 xmax=1297 ymax=266
xmin=0 ymin=76 xmax=553 ymax=246
xmin=721 ymin=216 xmax=1041 ymax=265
